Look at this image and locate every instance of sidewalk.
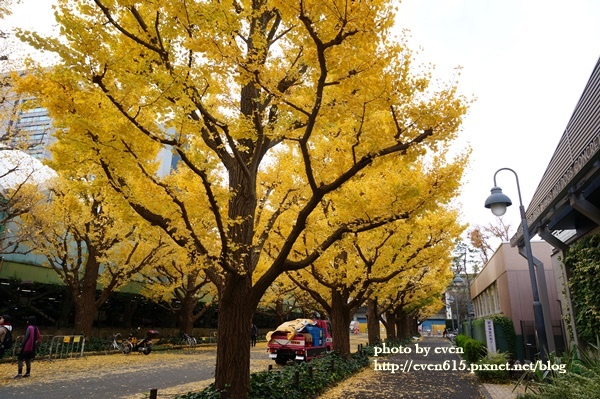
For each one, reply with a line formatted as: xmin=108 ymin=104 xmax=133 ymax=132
xmin=319 ymin=337 xmax=525 ymax=399
xmin=480 ymin=382 xmax=525 ymax=399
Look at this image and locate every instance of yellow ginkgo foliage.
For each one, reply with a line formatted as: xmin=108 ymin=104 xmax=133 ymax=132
xmin=16 ymin=0 xmax=470 ymax=395
xmin=287 ymin=194 xmax=463 ymax=355
xmin=18 ymin=175 xmax=174 ymax=337
xmin=140 ymin=249 xmax=218 ymax=335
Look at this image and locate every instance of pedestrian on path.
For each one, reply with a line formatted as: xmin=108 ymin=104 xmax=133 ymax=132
xmin=251 ymin=323 xmax=258 ymax=347
xmin=14 ymin=316 xmax=42 ymax=379
xmin=0 ymin=314 xmax=13 ymax=359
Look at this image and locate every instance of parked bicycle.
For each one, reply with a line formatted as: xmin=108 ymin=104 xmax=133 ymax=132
xmin=180 ymin=333 xmax=197 ymax=348
xmin=104 ymin=333 xmax=132 ymax=355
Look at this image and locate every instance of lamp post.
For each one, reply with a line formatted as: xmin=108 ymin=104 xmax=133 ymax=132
xmin=484 ymin=167 xmax=548 ymax=360
xmin=453 ymin=274 xmax=473 ymax=337
xmin=448 ymin=296 xmax=456 ymax=331
xmin=448 ymin=294 xmax=459 ymax=332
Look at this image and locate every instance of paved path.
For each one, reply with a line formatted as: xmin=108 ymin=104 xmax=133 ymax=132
xmin=320 ymin=337 xmax=485 ymax=399
xmin=0 ymin=345 xmax=270 ymax=399
xmin=1 ymin=353 xmax=212 ymax=399
xmin=481 ymin=382 xmax=525 ymax=399
xmin=1 ymin=335 xmax=525 ymax=399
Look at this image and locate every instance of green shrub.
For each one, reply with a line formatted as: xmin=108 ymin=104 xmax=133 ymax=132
xmin=455 ymin=334 xmax=486 ymax=363
xmin=474 ymin=352 xmax=510 ymax=383
xmin=455 ymin=334 xmax=468 ymax=349
xmin=83 ymin=337 xmax=107 ymax=352
xmin=176 ymin=351 xmax=370 ymax=399
xmin=464 ymin=339 xmax=486 ymax=363
xmin=516 ymin=342 xmax=600 ymax=399
xmin=517 ymin=361 xmax=600 ymax=399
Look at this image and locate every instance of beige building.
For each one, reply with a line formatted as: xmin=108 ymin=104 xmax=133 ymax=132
xmin=470 ymin=241 xmax=564 ymax=360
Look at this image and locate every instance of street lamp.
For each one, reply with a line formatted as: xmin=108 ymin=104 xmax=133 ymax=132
xmin=484 ymin=167 xmax=548 ymax=360
xmin=447 ymin=295 xmax=457 ymax=331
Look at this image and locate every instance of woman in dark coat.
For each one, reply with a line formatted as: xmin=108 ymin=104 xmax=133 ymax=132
xmin=0 ymin=314 xmax=13 ymax=359
xmin=14 ymin=316 xmax=42 ymax=379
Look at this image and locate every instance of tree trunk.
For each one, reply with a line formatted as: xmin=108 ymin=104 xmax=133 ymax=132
xmin=272 ymin=300 xmax=285 ymax=324
xmin=396 ymin=313 xmax=410 ymax=340
xmin=73 ymin=289 xmax=97 ymax=337
xmin=409 ymin=316 xmax=418 ymax=336
xmin=384 ymin=311 xmax=397 ymax=340
xmin=178 ymin=294 xmax=197 ymax=334
xmin=214 ymin=274 xmax=255 ymax=399
xmin=212 ymin=154 xmax=259 ymax=398
xmin=330 ymin=289 xmax=351 ymax=356
xmin=58 ymin=293 xmax=74 ymax=328
xmin=122 ymin=298 xmax=138 ymax=329
xmin=367 ymin=298 xmax=381 ymax=344
xmin=73 ymin=257 xmax=101 ymax=337
xmin=395 ymin=318 xmax=402 ymax=340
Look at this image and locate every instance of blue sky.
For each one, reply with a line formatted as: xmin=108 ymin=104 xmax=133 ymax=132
xmin=6 ymin=0 xmax=600 ymax=246
xmin=396 ymin=0 xmax=600 ymax=242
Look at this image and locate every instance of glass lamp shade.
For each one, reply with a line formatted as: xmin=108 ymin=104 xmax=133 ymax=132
xmin=484 ymin=186 xmax=512 ymax=216
xmin=453 ymin=275 xmax=465 ymax=286
xmin=490 ymin=203 xmax=507 ymax=216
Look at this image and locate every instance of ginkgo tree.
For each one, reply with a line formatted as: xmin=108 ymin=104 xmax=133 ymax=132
xmin=257 ymin=275 xmax=317 ymax=325
xmin=377 ymin=263 xmax=451 ymax=340
xmin=18 ymin=174 xmax=173 ymax=337
xmin=140 ymin=249 xmax=218 ymax=335
xmin=287 ymin=195 xmax=463 ymax=356
xmin=17 ymin=0 xmax=470 ymax=396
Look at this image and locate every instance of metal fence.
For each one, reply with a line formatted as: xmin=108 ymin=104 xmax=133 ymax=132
xmin=47 ymin=335 xmax=86 ymax=360
xmin=2 ymin=334 xmax=85 ymax=361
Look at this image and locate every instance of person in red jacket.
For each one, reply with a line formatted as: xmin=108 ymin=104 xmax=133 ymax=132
xmin=13 ymin=316 xmax=42 ymax=379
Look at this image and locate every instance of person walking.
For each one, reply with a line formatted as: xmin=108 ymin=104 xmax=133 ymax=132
xmin=251 ymin=323 xmax=258 ymax=347
xmin=14 ymin=316 xmax=42 ymax=379
xmin=0 ymin=314 xmax=13 ymax=359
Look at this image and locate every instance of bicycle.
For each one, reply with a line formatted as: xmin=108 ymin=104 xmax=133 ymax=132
xmin=104 ymin=333 xmax=133 ymax=355
xmin=180 ymin=333 xmax=197 ymax=348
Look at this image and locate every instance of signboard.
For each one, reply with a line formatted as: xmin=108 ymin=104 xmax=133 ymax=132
xmin=484 ymin=319 xmax=497 ymax=353
xmin=445 ymin=295 xmax=453 ymax=319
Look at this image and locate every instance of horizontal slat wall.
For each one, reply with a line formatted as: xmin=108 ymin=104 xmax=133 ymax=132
xmin=524 ymin=56 xmax=600 ymax=229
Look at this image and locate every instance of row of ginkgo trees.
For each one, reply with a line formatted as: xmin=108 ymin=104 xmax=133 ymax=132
xmin=6 ymin=0 xmax=471 ymax=397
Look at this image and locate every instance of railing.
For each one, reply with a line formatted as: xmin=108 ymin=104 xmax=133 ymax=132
xmin=47 ymin=335 xmax=86 ymax=360
xmin=3 ymin=334 xmax=85 ymax=361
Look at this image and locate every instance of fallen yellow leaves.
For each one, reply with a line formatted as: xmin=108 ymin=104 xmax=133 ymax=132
xmin=1 ymin=335 xmax=368 ymax=398
xmin=0 ymin=348 xmax=210 ymax=386
xmin=0 ymin=343 xmax=275 ymax=399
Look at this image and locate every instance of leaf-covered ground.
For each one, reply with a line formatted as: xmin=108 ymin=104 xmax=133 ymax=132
xmin=317 ymin=365 xmax=485 ymax=399
xmin=317 ymin=337 xmax=487 ymax=399
xmin=1 ymin=334 xmax=370 ymax=398
xmin=0 ymin=344 xmax=273 ymax=398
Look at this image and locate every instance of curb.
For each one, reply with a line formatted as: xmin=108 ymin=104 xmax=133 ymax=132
xmin=479 ymin=384 xmax=494 ymax=399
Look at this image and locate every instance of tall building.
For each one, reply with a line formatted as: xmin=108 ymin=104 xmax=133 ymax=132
xmin=10 ymin=102 xmax=54 ymax=160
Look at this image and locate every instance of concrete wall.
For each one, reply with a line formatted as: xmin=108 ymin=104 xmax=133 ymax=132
xmin=470 ymin=241 xmax=561 ymax=336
